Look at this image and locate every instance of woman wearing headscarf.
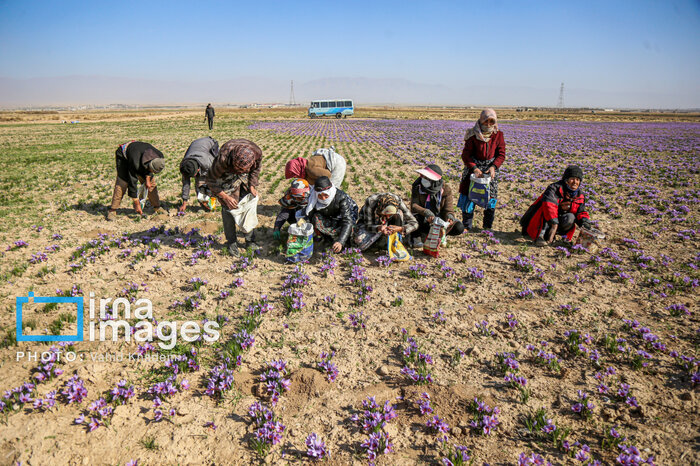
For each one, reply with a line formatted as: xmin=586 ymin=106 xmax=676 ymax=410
xmin=305 ymin=147 xmax=347 ymax=188
xmin=206 ymin=139 xmax=263 ymax=256
xmin=410 ymin=164 xmax=465 ymax=247
xmin=305 ymin=176 xmax=358 ymax=253
xmin=285 ymin=157 xmax=308 ymax=180
xmin=354 ymin=193 xmax=418 ymax=251
xmin=106 ymin=140 xmax=166 ymax=221
xmin=520 ymin=165 xmax=592 ymax=245
xmin=272 ymin=178 xmax=311 ymax=240
xmin=457 ymin=108 xmax=506 ymax=231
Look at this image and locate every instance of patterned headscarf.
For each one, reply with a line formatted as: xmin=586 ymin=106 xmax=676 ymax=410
xmin=464 ymin=108 xmax=499 ymax=142
xmin=232 ymin=146 xmax=256 ymax=174
xmin=374 ymin=194 xmax=400 ymax=224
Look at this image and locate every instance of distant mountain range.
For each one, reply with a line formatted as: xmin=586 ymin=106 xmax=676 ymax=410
xmin=0 ymin=75 xmax=695 ymax=109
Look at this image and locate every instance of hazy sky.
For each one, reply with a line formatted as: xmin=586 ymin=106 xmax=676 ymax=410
xmin=1 ymin=0 xmax=699 ymax=107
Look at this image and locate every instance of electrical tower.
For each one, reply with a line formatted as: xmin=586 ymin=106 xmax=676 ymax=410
xmin=289 ymin=80 xmax=296 ymax=106
xmin=558 ymin=82 xmax=564 ymax=109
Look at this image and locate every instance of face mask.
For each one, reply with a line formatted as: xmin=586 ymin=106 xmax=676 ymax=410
xmin=421 ymin=178 xmax=432 ymax=188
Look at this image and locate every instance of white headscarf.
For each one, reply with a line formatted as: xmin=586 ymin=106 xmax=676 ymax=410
xmin=464 ymin=108 xmax=499 ymax=142
xmin=314 ymin=147 xmax=347 ymax=188
xmin=305 ymin=186 xmax=337 ymax=215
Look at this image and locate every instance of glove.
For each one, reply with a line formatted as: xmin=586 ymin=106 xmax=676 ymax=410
xmin=272 ymin=230 xmax=281 ymax=240
xmin=581 ymin=219 xmax=592 ymax=230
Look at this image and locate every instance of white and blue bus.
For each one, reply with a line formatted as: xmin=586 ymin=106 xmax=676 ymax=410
xmin=308 ymin=99 xmax=354 ymax=119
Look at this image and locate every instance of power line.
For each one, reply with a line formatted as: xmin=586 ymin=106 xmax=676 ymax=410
xmin=558 ymin=82 xmax=564 ymax=109
xmin=289 ymin=80 xmax=296 ymax=106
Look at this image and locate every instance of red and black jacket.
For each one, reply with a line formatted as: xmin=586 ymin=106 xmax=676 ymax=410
xmin=520 ymin=180 xmax=590 ymax=241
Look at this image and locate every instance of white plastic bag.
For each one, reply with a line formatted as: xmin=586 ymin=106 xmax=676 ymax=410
xmin=227 ymin=194 xmax=259 ymax=234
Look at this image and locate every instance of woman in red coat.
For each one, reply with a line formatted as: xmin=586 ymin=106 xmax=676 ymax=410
xmin=520 ymin=165 xmax=592 ymax=244
xmin=457 ymin=108 xmax=506 ymax=231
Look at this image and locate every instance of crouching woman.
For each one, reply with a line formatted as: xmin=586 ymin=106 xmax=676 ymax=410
xmin=520 ymin=165 xmax=592 ymax=244
xmin=305 ymin=176 xmax=358 ymax=253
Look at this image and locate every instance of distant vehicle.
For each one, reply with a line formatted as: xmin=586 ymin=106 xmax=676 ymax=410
xmin=308 ymin=99 xmax=354 ymax=119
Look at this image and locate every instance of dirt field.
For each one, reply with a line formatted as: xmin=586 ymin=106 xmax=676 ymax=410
xmin=0 ymin=109 xmax=697 ymax=465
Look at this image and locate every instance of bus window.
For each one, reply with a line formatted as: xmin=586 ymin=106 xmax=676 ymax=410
xmin=344 ymin=101 xmax=352 ymax=107
xmin=328 ymin=101 xmax=336 ymax=108
xmin=312 ymin=102 xmax=319 ymax=108
xmin=321 ymin=102 xmax=328 ymax=108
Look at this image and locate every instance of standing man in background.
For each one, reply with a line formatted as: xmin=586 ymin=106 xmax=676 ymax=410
xmin=205 ymin=103 xmax=215 ymax=130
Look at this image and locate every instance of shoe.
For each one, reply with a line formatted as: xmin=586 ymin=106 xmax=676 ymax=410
xmin=412 ymin=238 xmax=424 ymax=249
xmin=225 ymin=242 xmax=240 ymax=257
xmin=535 ymin=238 xmax=548 ymax=247
xmin=106 ymin=210 xmax=117 ymax=221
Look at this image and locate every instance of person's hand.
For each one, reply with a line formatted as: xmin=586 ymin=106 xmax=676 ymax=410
xmin=581 ymin=219 xmax=592 ymax=230
xmin=473 ymin=168 xmax=483 ymax=178
xmin=332 ymin=242 xmax=343 ymax=253
xmin=178 ymin=201 xmax=187 ymax=214
xmin=218 ymin=193 xmax=238 ymax=210
xmin=272 ymin=230 xmax=281 ymax=240
xmin=426 ymin=215 xmax=435 ymax=223
xmin=249 ymin=185 xmax=258 ymax=198
xmin=132 ymin=199 xmax=144 ymax=216
xmin=388 ymin=225 xmax=403 ymax=234
xmin=545 ymin=225 xmax=558 ymax=243
xmin=487 ymin=166 xmax=496 ymax=178
xmin=145 ymin=177 xmax=156 ymax=193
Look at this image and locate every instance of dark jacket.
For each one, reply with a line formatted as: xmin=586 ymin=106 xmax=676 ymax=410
xmin=206 ymin=139 xmax=262 ymax=200
xmin=459 ymin=131 xmax=506 ymax=195
xmin=309 ymin=189 xmax=358 ymax=246
xmin=116 ymin=141 xmax=164 ymax=198
xmin=411 ymin=179 xmax=456 ymax=222
xmin=520 ymin=180 xmax=590 ymax=241
xmin=357 ymin=193 xmax=418 ymax=235
xmin=181 ymin=137 xmax=219 ymax=201
xmin=205 ymin=106 xmax=215 ymax=119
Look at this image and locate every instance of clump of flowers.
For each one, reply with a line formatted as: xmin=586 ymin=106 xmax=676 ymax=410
xmin=441 ymin=444 xmax=473 ymax=466
xmin=475 ymin=320 xmax=494 ymax=337
xmin=526 ymin=343 xmax=561 ymax=372
xmin=466 ymin=397 xmax=500 ymax=435
xmin=306 ymin=433 xmax=330 ymax=460
xmin=616 ymin=444 xmax=655 ymax=465
xmin=348 ymin=311 xmax=367 ymax=333
xmin=401 ymin=334 xmax=434 ymax=385
xmin=352 ymin=396 xmax=396 ymax=463
xmin=465 ymin=267 xmax=485 ymax=282
xmin=204 ymin=363 xmax=234 ymax=400
xmin=260 ymin=360 xmax=291 ymax=406
xmin=248 ymin=401 xmax=285 ymax=458
xmin=61 ymin=375 xmax=88 ymax=404
xmin=319 ymin=252 xmax=338 ymax=276
xmin=415 ymin=392 xmax=433 ymax=415
xmin=351 ymin=396 xmax=397 ymax=434
xmin=281 ymin=288 xmax=305 ymax=313
xmin=571 ymin=390 xmax=595 ymax=420
xmin=409 ymin=263 xmax=428 ymax=278
xmin=188 ymin=277 xmax=208 ymax=292
xmin=317 ymin=351 xmax=339 ymax=382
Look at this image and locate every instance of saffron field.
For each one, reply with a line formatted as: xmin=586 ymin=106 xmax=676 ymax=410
xmin=0 ymin=110 xmax=698 ymax=465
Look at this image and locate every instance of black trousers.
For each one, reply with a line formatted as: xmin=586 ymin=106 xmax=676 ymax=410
xmin=207 ymin=118 xmax=213 ymax=130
